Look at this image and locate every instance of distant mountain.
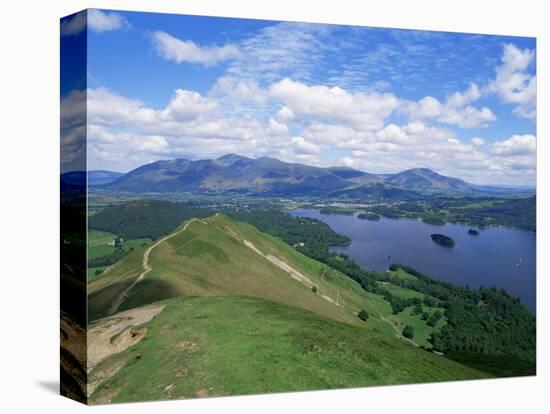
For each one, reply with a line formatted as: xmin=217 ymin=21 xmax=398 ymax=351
xmin=100 ymin=154 xmax=532 ymax=198
xmin=60 ymin=171 xmax=85 ymax=195
xmin=88 ymin=170 xmax=124 ymax=186
xmin=61 ymin=170 xmax=124 ymax=190
xmin=384 ymin=168 xmax=475 ymax=195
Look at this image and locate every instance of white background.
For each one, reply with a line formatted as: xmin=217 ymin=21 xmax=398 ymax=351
xmin=0 ymin=0 xmax=547 ymax=412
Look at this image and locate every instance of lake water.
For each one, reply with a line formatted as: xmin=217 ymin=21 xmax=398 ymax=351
xmin=289 ymin=209 xmax=536 ymax=312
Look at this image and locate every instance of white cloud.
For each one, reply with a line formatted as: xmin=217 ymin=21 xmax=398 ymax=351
xmin=491 ymin=134 xmax=536 ymax=156
xmin=291 ymin=136 xmax=320 ymax=155
xmin=438 ymin=105 xmax=496 ymax=129
xmin=269 ymin=78 xmax=399 ymax=130
xmin=487 ymin=44 xmax=536 ymax=119
xmin=60 ymin=12 xmax=86 ymax=36
xmin=88 ymin=9 xmax=128 ymax=33
xmin=446 ymin=84 xmax=481 ymax=108
xmin=471 ymin=137 xmax=485 ymax=146
xmin=160 ymin=89 xmax=218 ymax=122
xmin=275 ymin=106 xmax=294 ymax=122
xmin=60 ymin=89 xmax=86 ymax=172
xmin=377 ymin=124 xmax=408 ymax=144
xmin=210 ymin=77 xmax=266 ymax=103
xmin=137 ymin=135 xmax=169 ymax=152
xmin=87 ymin=88 xmax=157 ymax=127
xmin=226 ymin=22 xmax=334 ymax=83
xmin=81 ymin=80 xmax=535 ymax=185
xmin=61 ymin=10 xmax=127 ymax=36
xmin=267 ymin=118 xmax=288 ymax=136
xmin=151 ymin=31 xmax=241 ymax=65
xmin=341 ymin=157 xmax=355 ymax=167
xmin=401 ymin=83 xmax=496 ymax=128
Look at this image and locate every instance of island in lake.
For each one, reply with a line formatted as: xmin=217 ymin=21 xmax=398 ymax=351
xmin=468 ymin=229 xmax=480 ymax=236
xmin=422 ymin=216 xmax=446 ymax=225
xmin=430 ymin=233 xmax=456 ymax=247
xmin=358 ymin=212 xmax=380 ymax=221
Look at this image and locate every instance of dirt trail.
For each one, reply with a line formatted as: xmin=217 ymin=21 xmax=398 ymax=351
xmin=87 ymin=305 xmax=165 ymax=395
xmin=108 ymin=218 xmax=199 ymax=315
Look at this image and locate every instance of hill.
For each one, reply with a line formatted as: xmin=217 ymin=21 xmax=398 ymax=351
xmin=99 ymin=154 xmax=517 ymax=197
xmin=89 ymin=214 xmax=380 ymax=327
xmin=87 ymin=296 xmax=487 ymax=404
xmin=85 ymin=213 xmax=532 ymax=402
xmin=385 ymin=168 xmax=475 ymax=195
xmin=88 ymin=170 xmax=124 ymax=186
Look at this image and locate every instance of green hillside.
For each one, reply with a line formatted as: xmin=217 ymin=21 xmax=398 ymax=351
xmin=89 ymin=214 xmax=388 ymax=329
xmin=89 ymin=296 xmax=488 ymax=404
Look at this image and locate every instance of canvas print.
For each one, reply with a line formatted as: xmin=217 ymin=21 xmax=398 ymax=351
xmin=60 ymin=9 xmax=536 ymax=405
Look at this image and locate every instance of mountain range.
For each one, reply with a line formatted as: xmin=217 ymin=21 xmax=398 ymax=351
xmin=86 ymin=154 xmax=530 ymax=198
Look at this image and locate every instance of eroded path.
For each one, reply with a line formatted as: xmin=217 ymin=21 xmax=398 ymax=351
xmin=108 ymin=218 xmax=199 ymax=315
xmin=88 ymin=305 xmax=165 ymax=395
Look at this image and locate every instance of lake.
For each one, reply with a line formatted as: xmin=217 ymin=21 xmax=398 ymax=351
xmin=289 ymin=209 xmax=536 ymax=312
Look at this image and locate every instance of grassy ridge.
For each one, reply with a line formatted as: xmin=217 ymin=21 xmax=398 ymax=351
xmin=90 ymin=296 xmax=489 ymax=404
xmin=89 ymin=215 xmax=377 ymax=326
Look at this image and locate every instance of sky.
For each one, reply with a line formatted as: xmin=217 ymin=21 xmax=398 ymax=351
xmin=61 ymin=9 xmax=537 ymax=185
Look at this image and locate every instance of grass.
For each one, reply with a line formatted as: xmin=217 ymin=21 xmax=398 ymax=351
xmin=377 ymin=281 xmax=425 ymax=300
xmin=88 ymin=230 xmax=152 ymax=260
xmin=89 ymin=214 xmax=396 ymax=328
xmin=88 ymin=247 xmax=147 ymax=321
xmin=389 ymin=268 xmax=418 ymax=281
xmin=389 ymin=306 xmax=447 ymax=348
xmin=90 ymin=296 xmax=490 ymax=404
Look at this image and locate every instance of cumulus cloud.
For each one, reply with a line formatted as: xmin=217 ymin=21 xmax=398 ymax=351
xmin=291 ymin=136 xmax=320 ymax=155
xmin=160 ymin=89 xmax=219 ymax=122
xmin=82 ymin=86 xmax=314 ymax=170
xmin=60 ymin=12 xmax=87 ymax=36
xmin=87 ymin=88 xmax=157 ymax=127
xmin=151 ymin=31 xmax=241 ymax=65
xmin=487 ymin=44 xmax=536 ymax=119
xmin=471 ymin=137 xmax=485 ymax=147
xmin=491 ymin=134 xmax=536 ymax=156
xmin=269 ymin=78 xmax=399 ymax=130
xmin=60 ymin=89 xmax=86 ymax=172
xmin=401 ymin=83 xmax=496 ymax=128
xmin=210 ymin=77 xmax=266 ymax=103
xmin=61 ymin=10 xmax=127 ymax=36
xmin=88 ymin=9 xmax=128 ymax=33
xmin=80 ymin=77 xmax=535 ymax=185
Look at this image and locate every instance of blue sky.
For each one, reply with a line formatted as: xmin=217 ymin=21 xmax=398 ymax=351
xmin=61 ymin=9 xmax=537 ymax=185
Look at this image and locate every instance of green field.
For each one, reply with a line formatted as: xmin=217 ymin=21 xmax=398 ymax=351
xmin=389 ymin=268 xmax=418 ymax=281
xmin=389 ymin=306 xmax=446 ymax=348
xmin=89 ymin=296 xmax=489 ymax=404
xmin=377 ymin=281 xmax=425 ymax=300
xmin=88 ymin=230 xmax=152 ymax=260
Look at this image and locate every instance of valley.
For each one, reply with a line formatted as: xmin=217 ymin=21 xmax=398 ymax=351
xmin=82 ymin=154 xmax=536 ymax=403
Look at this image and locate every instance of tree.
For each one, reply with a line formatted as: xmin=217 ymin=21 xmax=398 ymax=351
xmin=403 ymin=325 xmax=415 ymax=339
xmin=311 ymin=286 xmax=318 ymax=294
xmin=358 ymin=310 xmax=369 ymax=322
xmin=427 ymin=310 xmax=443 ymax=327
